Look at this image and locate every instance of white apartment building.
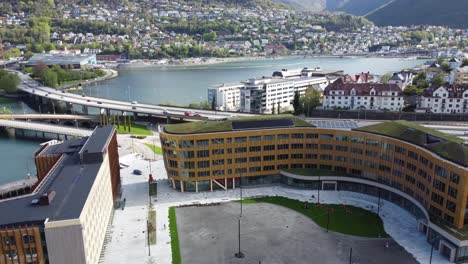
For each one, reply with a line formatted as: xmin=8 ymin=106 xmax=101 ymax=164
xmin=208 ymin=67 xmax=339 ymax=113
xmin=322 ymin=78 xmax=403 ymax=111
xmin=417 ymin=84 xmax=468 ymax=113
xmin=240 ymin=76 xmax=329 ymax=114
xmin=208 ymin=82 xmax=243 ymax=111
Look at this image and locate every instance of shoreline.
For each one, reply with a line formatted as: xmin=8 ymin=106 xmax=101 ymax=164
xmin=115 ymin=54 xmax=428 ymax=70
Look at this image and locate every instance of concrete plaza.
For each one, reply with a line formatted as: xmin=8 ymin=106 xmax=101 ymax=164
xmin=176 ymin=202 xmax=418 ymax=264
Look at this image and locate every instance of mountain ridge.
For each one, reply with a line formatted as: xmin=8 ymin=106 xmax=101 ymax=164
xmin=270 ymin=0 xmax=468 ymax=28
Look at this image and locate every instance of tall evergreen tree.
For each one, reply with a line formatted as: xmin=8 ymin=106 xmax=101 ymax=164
xmin=211 ymin=96 xmax=216 ymax=110
xmin=293 ymin=91 xmax=302 ymax=115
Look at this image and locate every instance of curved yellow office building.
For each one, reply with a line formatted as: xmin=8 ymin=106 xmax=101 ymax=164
xmin=160 ymin=115 xmax=468 ymax=262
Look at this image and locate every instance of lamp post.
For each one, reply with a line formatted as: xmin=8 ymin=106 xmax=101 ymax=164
xmin=234 ymin=218 xmax=244 ymax=258
xmin=377 ymin=189 xmax=381 ymax=215
xmin=240 ymin=172 xmax=243 ymax=217
xmin=147 ymin=219 xmax=151 ymax=256
xmin=317 ymin=175 xmax=321 ymax=204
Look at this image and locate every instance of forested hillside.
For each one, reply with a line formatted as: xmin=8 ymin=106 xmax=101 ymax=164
xmin=326 ymin=0 xmax=393 ymax=16
xmin=366 ymin=0 xmax=468 ymax=28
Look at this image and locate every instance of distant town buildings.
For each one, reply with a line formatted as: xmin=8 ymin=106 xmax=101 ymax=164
xmin=26 ymin=53 xmax=97 ymax=68
xmin=388 ymin=71 xmax=414 ymax=89
xmin=453 ymin=66 xmax=468 ymax=85
xmin=0 ymin=126 xmax=120 ymax=264
xmin=417 ymin=84 xmax=468 ymax=113
xmin=322 ymin=78 xmax=403 ymax=111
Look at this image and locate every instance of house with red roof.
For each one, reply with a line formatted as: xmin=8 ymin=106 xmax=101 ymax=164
xmin=417 ymin=84 xmax=468 ymax=113
xmin=322 ymin=78 xmax=403 ymax=111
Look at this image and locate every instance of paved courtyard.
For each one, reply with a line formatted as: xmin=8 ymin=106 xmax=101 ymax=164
xmin=176 ymin=202 xmax=417 ymax=264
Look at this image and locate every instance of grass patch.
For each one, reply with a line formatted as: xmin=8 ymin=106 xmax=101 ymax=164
xmin=244 ymin=196 xmax=388 ymax=238
xmin=354 ymin=120 xmax=468 ymax=166
xmin=169 ymin=207 xmax=181 ymax=264
xmin=164 ymin=114 xmax=312 ymax=134
xmin=144 ymin=143 xmax=163 ymax=155
xmin=116 ymin=123 xmax=153 ymax=136
xmin=130 ymin=135 xmax=147 ymax=139
xmin=0 ymin=97 xmax=13 ymax=104
xmin=148 ymin=209 xmax=156 ymax=245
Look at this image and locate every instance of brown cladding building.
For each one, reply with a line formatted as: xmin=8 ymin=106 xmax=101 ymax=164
xmin=160 ymin=115 xmax=468 ymax=262
xmin=0 ymin=126 xmax=120 ymax=264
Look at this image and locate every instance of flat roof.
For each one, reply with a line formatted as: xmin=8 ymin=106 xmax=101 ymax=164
xmin=27 ymin=53 xmax=96 ymax=65
xmin=0 ymin=126 xmax=114 ymax=226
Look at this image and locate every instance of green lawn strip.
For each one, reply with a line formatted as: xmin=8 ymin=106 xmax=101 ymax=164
xmin=169 ymin=207 xmax=182 ymax=264
xmin=0 ymin=97 xmax=13 ymax=104
xmin=148 ymin=210 xmax=156 ymax=245
xmin=144 ymin=143 xmax=163 ymax=155
xmin=164 ymin=114 xmax=312 ymax=134
xmin=116 ymin=123 xmax=153 ymax=136
xmin=246 ymin=196 xmax=388 ymax=238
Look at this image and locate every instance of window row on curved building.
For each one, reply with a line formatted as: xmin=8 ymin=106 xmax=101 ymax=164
xmin=159 ymin=115 xmax=468 ymax=262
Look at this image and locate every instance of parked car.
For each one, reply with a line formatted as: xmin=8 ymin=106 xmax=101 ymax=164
xmin=82 ymin=93 xmax=86 ymax=97
xmin=163 ymin=109 xmax=169 ymax=114
xmin=97 ymin=101 xmax=102 ymax=105
xmin=131 ymin=101 xmax=138 ymax=104
xmin=133 ymin=169 xmax=142 ymax=175
xmin=184 ymin=111 xmax=191 ymax=116
xmin=194 ymin=113 xmax=202 ymax=117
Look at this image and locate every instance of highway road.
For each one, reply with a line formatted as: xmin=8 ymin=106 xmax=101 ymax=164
xmin=0 ymin=114 xmax=97 ymax=120
xmin=0 ymin=119 xmax=92 ymax=137
xmin=15 ymin=71 xmax=256 ymax=120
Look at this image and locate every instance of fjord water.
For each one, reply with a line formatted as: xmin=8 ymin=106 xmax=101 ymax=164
xmin=0 ymin=137 xmax=39 ymax=185
xmin=82 ymin=57 xmax=426 ymax=105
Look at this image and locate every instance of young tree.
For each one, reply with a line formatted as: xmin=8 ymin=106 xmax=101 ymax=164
xmin=43 ymin=69 xmax=58 ymax=88
xmin=381 ymin=73 xmax=392 ymax=84
xmin=292 ymin=90 xmax=302 ymax=115
xmin=277 ymin=101 xmax=281 ymax=114
xmin=300 ymin=88 xmax=321 ymax=117
xmin=271 ymin=101 xmax=275 ymax=114
xmin=431 ymin=72 xmax=446 ymax=86
xmin=33 ymin=61 xmax=48 ymax=79
xmin=0 ymin=71 xmax=20 ymax=93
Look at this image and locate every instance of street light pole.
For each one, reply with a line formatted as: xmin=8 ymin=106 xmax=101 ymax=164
xmin=147 ymin=220 xmax=151 ymax=256
xmin=317 ymin=175 xmax=321 ymax=204
xmin=377 ymin=189 xmax=381 ymax=215
xmin=429 ymin=242 xmax=434 ymax=264
xmin=349 ymin=247 xmax=353 ymax=264
xmin=326 ymin=208 xmax=330 ymax=232
xmin=240 ymin=172 xmax=243 ymax=217
xmin=234 ymin=218 xmax=244 ymax=258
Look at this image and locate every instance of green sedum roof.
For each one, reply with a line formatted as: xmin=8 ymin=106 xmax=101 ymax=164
xmin=353 ymin=120 xmax=468 ymax=166
xmin=164 ymin=114 xmax=313 ymax=134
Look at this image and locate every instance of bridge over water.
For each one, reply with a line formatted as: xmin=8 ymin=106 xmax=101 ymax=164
xmin=15 ymin=71 xmax=256 ymax=120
